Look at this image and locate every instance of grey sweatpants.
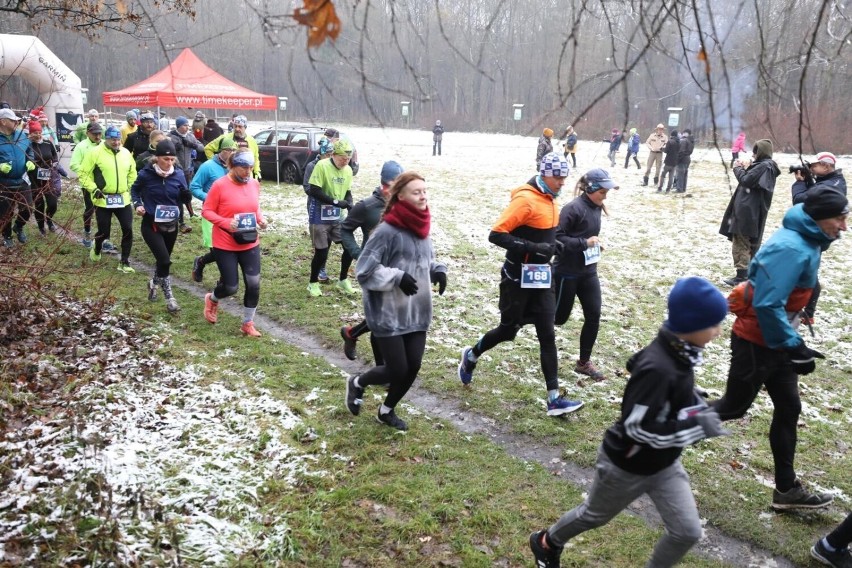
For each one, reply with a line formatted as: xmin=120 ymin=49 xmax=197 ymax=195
xmin=547 ymin=447 xmax=703 ymax=568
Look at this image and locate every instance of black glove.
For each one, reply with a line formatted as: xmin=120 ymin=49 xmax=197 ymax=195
xmin=93 ymin=189 xmax=105 ymax=200
xmin=526 ymin=241 xmax=556 ymax=258
xmin=554 ymin=240 xmax=565 ymax=257
xmin=399 ymin=272 xmax=419 ymax=296
xmin=431 ymin=271 xmax=447 ymax=295
xmin=337 ymin=200 xmax=352 ymax=210
xmin=695 ymin=408 xmax=729 ymax=439
xmin=785 ymin=341 xmax=825 ymax=375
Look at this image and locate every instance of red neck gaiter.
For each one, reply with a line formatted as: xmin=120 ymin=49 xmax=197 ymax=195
xmin=383 ymin=199 xmax=431 ymax=239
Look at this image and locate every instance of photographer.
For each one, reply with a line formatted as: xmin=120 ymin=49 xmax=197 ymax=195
xmin=791 ymin=152 xmax=846 ymax=205
xmin=790 ymin=152 xmax=846 ymax=324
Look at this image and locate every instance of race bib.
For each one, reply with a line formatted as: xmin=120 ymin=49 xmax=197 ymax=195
xmin=154 ymin=204 xmax=180 ymax=222
xmin=520 ymin=263 xmax=552 ymax=289
xmin=37 ymin=167 xmax=51 ymax=181
xmin=234 ymin=212 xmax=257 ymax=231
xmin=584 ymin=244 xmax=601 ymax=265
xmin=105 ymin=194 xmax=126 ymax=208
xmin=320 ymin=204 xmax=341 ymax=221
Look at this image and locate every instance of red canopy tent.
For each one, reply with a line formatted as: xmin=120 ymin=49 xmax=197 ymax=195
xmin=102 ymin=48 xmax=277 ymax=110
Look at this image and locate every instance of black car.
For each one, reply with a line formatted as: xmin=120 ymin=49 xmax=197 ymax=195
xmin=254 ymin=126 xmax=359 ymax=184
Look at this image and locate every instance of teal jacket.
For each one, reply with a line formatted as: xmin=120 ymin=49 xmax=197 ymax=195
xmin=0 ymin=128 xmax=33 ymax=185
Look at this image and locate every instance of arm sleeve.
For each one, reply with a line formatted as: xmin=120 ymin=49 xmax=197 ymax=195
xmin=751 ymin=246 xmax=811 ymax=349
xmin=355 ymin=232 xmax=404 ymax=292
xmin=621 ymin=371 xmax=707 ymax=448
xmin=308 ymin=184 xmax=336 ymax=205
xmin=204 ymin=135 xmax=222 ymax=160
xmin=78 ymin=148 xmax=96 ymax=191
xmin=340 ymin=202 xmax=365 ymax=259
xmin=489 ymin=198 xmax=536 ymax=253
xmin=791 ymin=180 xmax=810 ymax=204
xmin=189 ymin=167 xmax=208 ymax=201
xmin=555 ymin=205 xmax=588 ymax=253
xmin=130 ymin=170 xmax=145 ymax=207
xmin=201 ymin=183 xmax=232 ymax=230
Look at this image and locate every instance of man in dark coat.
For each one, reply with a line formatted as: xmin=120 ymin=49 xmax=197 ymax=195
xmin=657 ymin=130 xmax=679 ymax=192
xmin=674 ymin=129 xmax=694 ymax=193
xmin=719 ymin=139 xmax=781 ymax=285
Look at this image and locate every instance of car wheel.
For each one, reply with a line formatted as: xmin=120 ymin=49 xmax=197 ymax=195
xmin=281 ymin=161 xmax=300 ymax=184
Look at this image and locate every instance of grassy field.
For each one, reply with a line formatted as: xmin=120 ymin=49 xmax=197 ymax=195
xmin=2 ymin=128 xmax=851 ymax=566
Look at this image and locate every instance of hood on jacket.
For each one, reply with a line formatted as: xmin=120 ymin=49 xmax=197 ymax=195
xmin=753 ymin=139 xmax=773 ymax=161
xmin=517 ymin=177 xmax=552 ymax=200
xmin=783 ymin=203 xmax=838 ymax=250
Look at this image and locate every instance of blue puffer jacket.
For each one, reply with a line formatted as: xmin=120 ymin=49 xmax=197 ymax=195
xmin=746 ymin=204 xmax=836 ymax=349
xmin=628 ymin=133 xmax=640 ymax=153
xmin=0 ymin=128 xmax=32 ymax=186
xmin=190 ymin=155 xmax=227 ymax=202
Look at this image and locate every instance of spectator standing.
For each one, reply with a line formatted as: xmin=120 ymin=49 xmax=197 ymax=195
xmin=674 ymin=129 xmax=694 ymax=193
xmin=168 ymin=116 xmax=205 ymax=232
xmin=790 ymin=151 xmax=846 ymax=325
xmin=36 ymin=111 xmax=58 ymax=147
xmin=346 ymin=171 xmax=447 ymax=431
xmin=624 ymin=128 xmax=641 ymax=169
xmin=125 ymin=112 xmax=157 ymax=159
xmin=158 ymin=112 xmax=170 ymax=132
xmin=657 ymin=130 xmax=680 ymax=193
xmin=719 ymin=139 xmax=780 ymax=285
xmin=731 ymin=131 xmax=746 ymax=168
xmin=204 ymin=116 xmax=260 ymax=180
xmin=191 ymin=111 xmax=205 ymax=141
xmin=713 ymin=187 xmax=846 ymax=512
xmin=642 ymin=123 xmax=668 ymax=186
xmin=536 ymin=128 xmax=554 ymax=169
xmin=530 ymin=277 xmax=730 ymax=568
xmin=432 ymin=120 xmax=444 ymax=156
xmin=563 ymin=125 xmax=578 ymax=168
xmin=605 ymin=128 xmax=622 ymax=167
xmin=458 ymin=153 xmax=583 ymax=417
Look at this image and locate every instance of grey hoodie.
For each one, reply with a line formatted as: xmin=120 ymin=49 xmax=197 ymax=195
xmin=356 ymin=221 xmax=447 ymax=337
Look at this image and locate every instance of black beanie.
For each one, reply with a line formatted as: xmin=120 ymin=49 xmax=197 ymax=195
xmin=155 ymin=139 xmax=176 ymax=157
xmin=804 ymin=187 xmax=849 ymax=221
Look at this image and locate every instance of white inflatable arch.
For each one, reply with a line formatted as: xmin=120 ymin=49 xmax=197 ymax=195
xmin=0 ymin=33 xmax=83 ymax=169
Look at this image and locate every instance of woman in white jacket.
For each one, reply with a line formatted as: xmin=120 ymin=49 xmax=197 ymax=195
xmin=345 ymin=171 xmax=448 ymax=431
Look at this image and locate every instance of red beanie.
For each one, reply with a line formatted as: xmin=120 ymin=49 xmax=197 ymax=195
xmin=27 ymin=120 xmax=42 ymax=133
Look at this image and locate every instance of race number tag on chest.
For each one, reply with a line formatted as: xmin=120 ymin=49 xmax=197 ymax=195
xmin=521 ymin=263 xmax=552 ymax=289
xmin=584 ymin=244 xmax=601 ymax=265
xmin=105 ymin=194 xmax=126 ymax=208
xmin=320 ymin=204 xmax=341 ymax=221
xmin=235 ymin=212 xmax=257 ymax=230
xmin=37 ymin=167 xmax=51 ymax=181
xmin=154 ymin=204 xmax=180 ymax=222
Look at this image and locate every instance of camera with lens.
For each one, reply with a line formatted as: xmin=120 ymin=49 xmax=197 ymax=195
xmin=788 ymin=163 xmax=814 ymax=185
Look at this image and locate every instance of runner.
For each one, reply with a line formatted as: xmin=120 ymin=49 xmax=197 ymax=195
xmin=553 ymin=168 xmax=619 ymax=381
xmin=201 ymin=150 xmax=267 ymax=337
xmin=345 ymin=171 xmax=448 ymax=431
xmin=131 ymin=139 xmax=191 ymax=313
xmin=458 ymin=152 xmax=583 ymax=416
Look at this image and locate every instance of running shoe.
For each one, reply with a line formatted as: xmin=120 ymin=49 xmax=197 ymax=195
xmin=191 ymin=256 xmax=204 ymax=283
xmin=341 ymin=326 xmax=358 ymax=360
xmin=547 ymin=397 xmax=584 ymax=417
xmin=204 ymin=293 xmax=218 ymax=324
xmin=376 ymin=409 xmax=408 ymax=431
xmin=336 ymin=279 xmax=356 ymax=294
xmin=458 ymin=347 xmax=476 ymax=385
xmin=345 ymin=375 xmax=364 ymax=416
xmin=241 ymin=321 xmax=261 ymax=337
xmin=307 ymin=282 xmax=322 ymax=297
xmin=116 ymin=262 xmax=135 ymax=273
xmin=529 ymin=530 xmax=562 ymax=568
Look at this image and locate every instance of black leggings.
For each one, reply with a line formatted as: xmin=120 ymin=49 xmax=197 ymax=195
xmin=554 ymin=272 xmax=602 ymax=361
xmin=33 ymin=189 xmax=58 ymax=229
xmin=712 ymin=334 xmax=801 ymax=491
xmin=827 ymin=513 xmax=852 ymax=550
xmin=473 ymin=311 xmax=558 ymax=391
xmin=350 ymin=320 xmax=384 ymax=365
xmin=81 ymin=187 xmax=94 ymax=232
xmin=140 ymin=216 xmax=178 ymax=278
xmin=564 ymin=151 xmax=577 ymax=168
xmin=214 ymin=245 xmax=261 ymax=308
xmin=358 ymin=331 xmax=426 ymax=409
xmin=94 ymin=205 xmax=133 ymax=261
xmin=0 ymin=185 xmax=32 ymax=239
xmin=624 ymin=152 xmax=640 ymax=168
xmin=310 ymin=245 xmax=353 ymax=282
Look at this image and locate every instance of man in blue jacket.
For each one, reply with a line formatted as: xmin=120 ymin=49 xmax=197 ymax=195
xmin=0 ymin=108 xmax=35 ymax=247
xmin=713 ymin=186 xmax=847 ymax=511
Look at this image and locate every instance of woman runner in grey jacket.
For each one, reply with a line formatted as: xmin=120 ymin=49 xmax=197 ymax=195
xmin=344 ymin=171 xmax=448 ymax=431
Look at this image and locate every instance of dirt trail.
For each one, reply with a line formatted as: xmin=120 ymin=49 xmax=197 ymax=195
xmin=167 ymin=272 xmax=796 ymax=568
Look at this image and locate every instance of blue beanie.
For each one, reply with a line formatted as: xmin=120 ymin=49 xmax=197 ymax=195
xmin=380 ymin=160 xmax=404 ymax=185
xmin=665 ymin=277 xmax=728 ymax=334
xmin=175 ymin=116 xmax=189 ymax=128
